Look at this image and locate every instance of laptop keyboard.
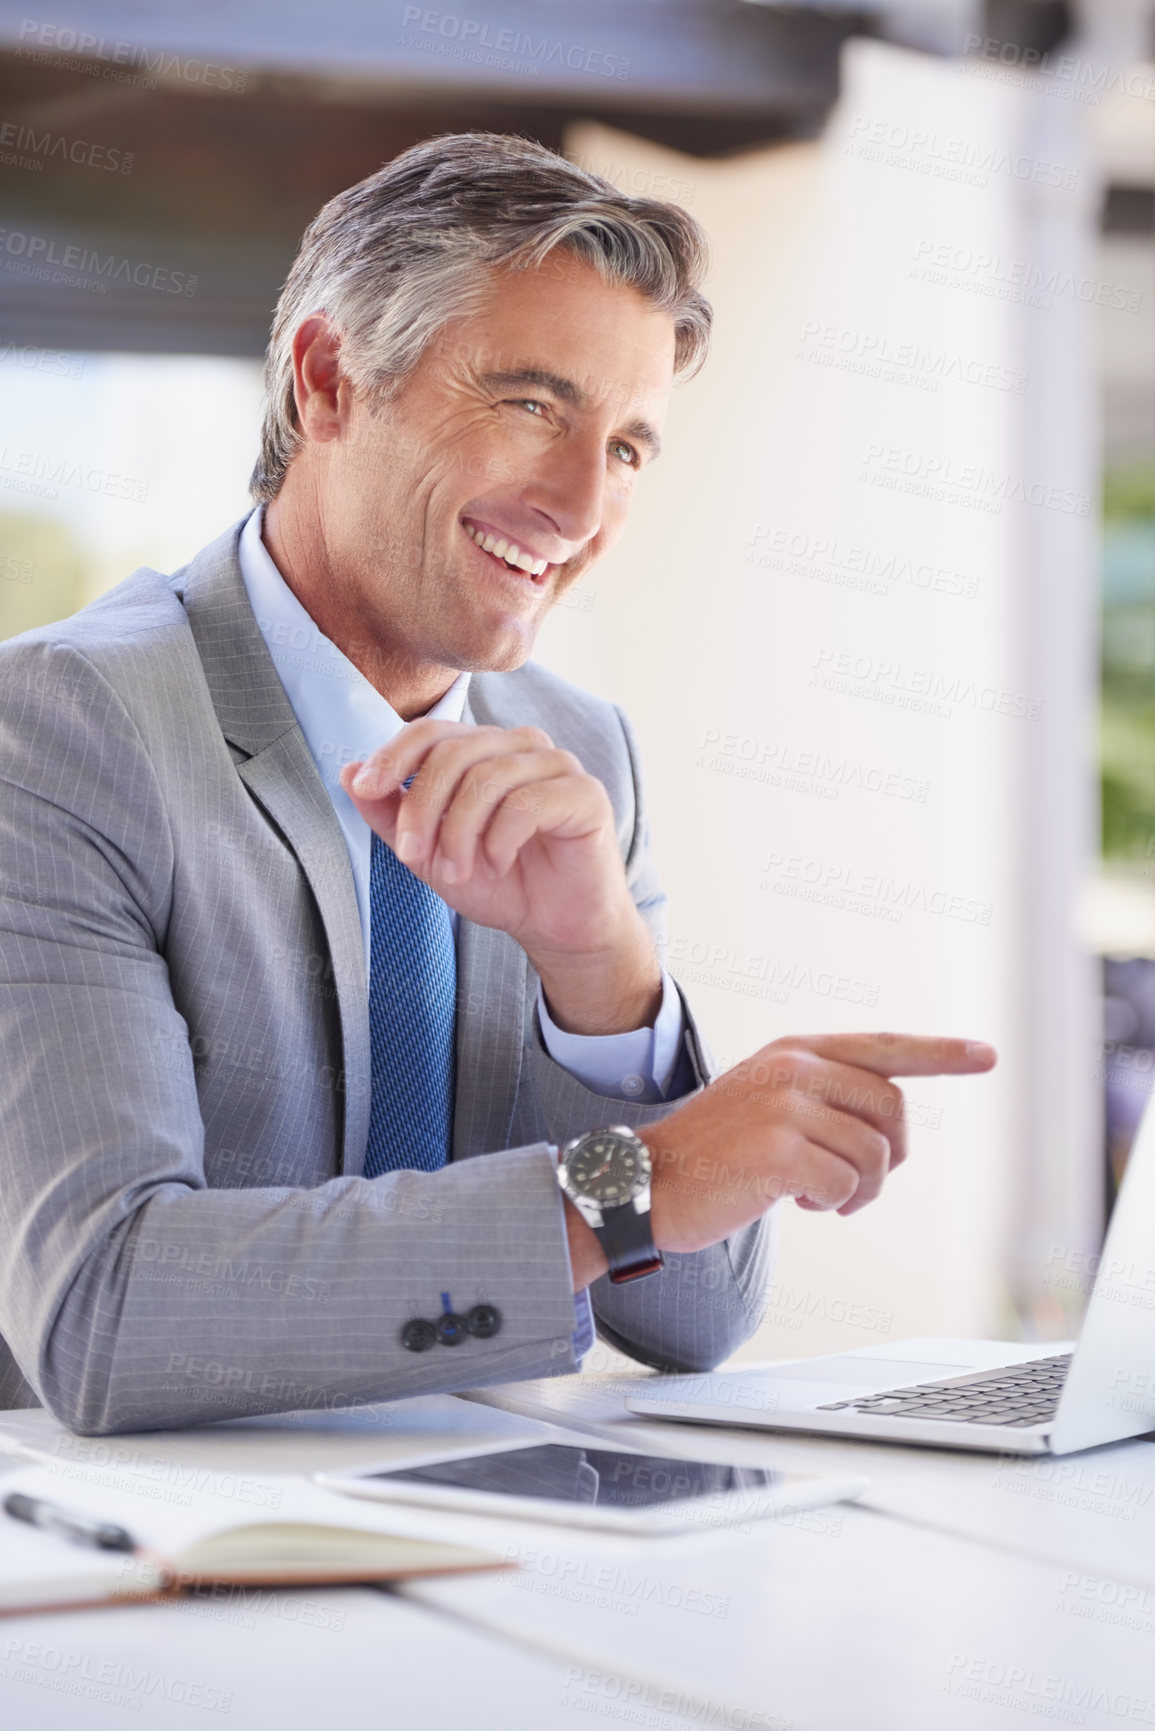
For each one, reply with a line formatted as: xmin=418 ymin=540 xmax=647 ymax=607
xmin=815 ymin=1352 xmax=1072 ymax=1428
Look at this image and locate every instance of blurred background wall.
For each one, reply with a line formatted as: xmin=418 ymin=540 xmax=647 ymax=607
xmin=1 ymin=0 xmax=1153 ymax=1364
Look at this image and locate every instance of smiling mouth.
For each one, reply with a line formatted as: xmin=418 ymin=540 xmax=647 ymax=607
xmin=462 ymin=518 xmax=552 ymax=583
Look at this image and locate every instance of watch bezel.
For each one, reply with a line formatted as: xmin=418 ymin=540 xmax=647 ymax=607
xmin=558 ymin=1125 xmax=652 ymax=1212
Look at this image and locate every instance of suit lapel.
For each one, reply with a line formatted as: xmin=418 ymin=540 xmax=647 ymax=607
xmin=175 ymin=520 xmax=371 ymax=1178
xmin=236 ymin=740 xmax=370 ymax=1176
xmin=174 ymin=520 xmax=528 ymax=1171
xmin=453 ymin=680 xmax=528 ymax=1159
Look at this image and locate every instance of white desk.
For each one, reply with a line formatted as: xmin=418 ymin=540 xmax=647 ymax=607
xmin=0 ymin=1586 xmax=618 ymax=1731
xmin=3 ymin=1391 xmax=1154 ymax=1731
xmin=466 ymin=1367 xmax=1155 ymax=1591
xmin=406 ymin=1476 xmax=1155 ymax=1731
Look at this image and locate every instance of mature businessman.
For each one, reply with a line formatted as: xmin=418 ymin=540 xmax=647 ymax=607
xmin=0 ymin=133 xmax=994 ymax=1434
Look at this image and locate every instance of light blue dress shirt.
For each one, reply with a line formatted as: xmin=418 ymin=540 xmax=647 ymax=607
xmin=236 ymin=506 xmax=686 ymax=1103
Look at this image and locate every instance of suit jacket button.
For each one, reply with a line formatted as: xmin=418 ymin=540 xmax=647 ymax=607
xmin=435 ymin=1313 xmax=467 ymax=1346
xmin=401 ymin=1318 xmax=436 ymax=1353
xmin=466 ymin=1304 xmax=501 ymax=1339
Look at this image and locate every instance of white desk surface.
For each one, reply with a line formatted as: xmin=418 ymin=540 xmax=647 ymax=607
xmin=405 ymin=1491 xmax=1155 ymax=1731
xmin=466 ymin=1363 xmax=1155 ymax=1591
xmin=3 ymin=1384 xmax=1154 ymax=1731
xmin=0 ymin=1586 xmax=618 ymax=1731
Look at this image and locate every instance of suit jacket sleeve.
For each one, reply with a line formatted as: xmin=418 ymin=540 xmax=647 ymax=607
xmin=509 ymin=703 xmax=775 ymax=1374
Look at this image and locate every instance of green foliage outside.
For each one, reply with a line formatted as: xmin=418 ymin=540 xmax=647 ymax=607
xmin=1101 ymin=467 xmax=1155 ymax=862
xmin=0 ymin=513 xmax=89 ymax=644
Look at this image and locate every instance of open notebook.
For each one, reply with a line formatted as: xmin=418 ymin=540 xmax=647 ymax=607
xmin=0 ymin=1463 xmax=506 ymax=1615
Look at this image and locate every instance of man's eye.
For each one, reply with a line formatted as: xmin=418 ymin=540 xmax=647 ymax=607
xmin=609 ymin=438 xmax=639 ymax=467
xmin=516 ymin=399 xmax=546 ymax=417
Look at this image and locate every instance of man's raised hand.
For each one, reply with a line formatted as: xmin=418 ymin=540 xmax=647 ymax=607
xmin=340 ymin=719 xmax=661 ymax=1036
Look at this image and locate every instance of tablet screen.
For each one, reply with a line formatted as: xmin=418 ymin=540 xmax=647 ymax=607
xmin=370 ymin=1443 xmax=775 ymax=1510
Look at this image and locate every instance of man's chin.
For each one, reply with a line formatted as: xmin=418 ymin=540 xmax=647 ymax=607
xmin=463 ymin=641 xmax=538 ymax=676
xmin=446 ymin=618 xmax=541 ymax=675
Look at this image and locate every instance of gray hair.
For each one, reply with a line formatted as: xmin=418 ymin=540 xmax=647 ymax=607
xmin=250 ymin=131 xmax=712 ymax=501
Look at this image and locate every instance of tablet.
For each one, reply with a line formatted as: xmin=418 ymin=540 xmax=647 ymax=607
xmin=317 ymin=1441 xmax=867 ymax=1534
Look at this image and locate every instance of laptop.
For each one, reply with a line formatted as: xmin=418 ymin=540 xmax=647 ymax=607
xmin=628 ymin=1087 xmax=1155 ymax=1457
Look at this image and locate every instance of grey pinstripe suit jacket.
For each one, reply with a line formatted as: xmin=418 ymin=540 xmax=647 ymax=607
xmin=0 ymin=518 xmax=771 ymax=1434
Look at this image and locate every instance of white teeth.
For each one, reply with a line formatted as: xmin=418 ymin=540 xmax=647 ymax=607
xmin=465 ymin=523 xmax=547 ymax=578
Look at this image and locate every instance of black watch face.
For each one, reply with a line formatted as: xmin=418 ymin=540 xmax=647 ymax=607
xmin=568 ymin=1135 xmax=645 ymax=1206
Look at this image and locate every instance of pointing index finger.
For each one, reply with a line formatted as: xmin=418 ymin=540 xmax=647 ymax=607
xmin=795 ymin=1032 xmax=997 ymax=1078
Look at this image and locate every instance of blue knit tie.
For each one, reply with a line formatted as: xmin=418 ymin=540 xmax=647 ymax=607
xmin=364 ymin=832 xmax=456 ymax=1176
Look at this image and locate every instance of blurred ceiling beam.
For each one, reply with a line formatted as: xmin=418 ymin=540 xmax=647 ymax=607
xmin=0 ymin=0 xmax=1080 ymax=355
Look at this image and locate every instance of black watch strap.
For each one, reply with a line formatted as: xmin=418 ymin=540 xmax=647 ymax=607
xmin=594 ymin=1202 xmax=664 ymax=1285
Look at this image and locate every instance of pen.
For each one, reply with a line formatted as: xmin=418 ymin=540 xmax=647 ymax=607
xmin=3 ymin=1491 xmax=136 ymax=1553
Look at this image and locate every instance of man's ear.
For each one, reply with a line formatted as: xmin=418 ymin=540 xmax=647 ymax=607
xmin=291 ymin=314 xmax=346 ymax=444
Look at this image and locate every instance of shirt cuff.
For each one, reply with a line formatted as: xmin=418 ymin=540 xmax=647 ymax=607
xmin=535 ymin=970 xmax=686 ymax=1103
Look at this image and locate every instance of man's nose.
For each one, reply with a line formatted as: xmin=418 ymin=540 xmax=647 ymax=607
xmin=526 ymin=431 xmax=607 ymax=551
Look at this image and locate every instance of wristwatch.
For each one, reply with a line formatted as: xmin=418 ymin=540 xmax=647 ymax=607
xmin=557 ymin=1126 xmax=664 ymax=1285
